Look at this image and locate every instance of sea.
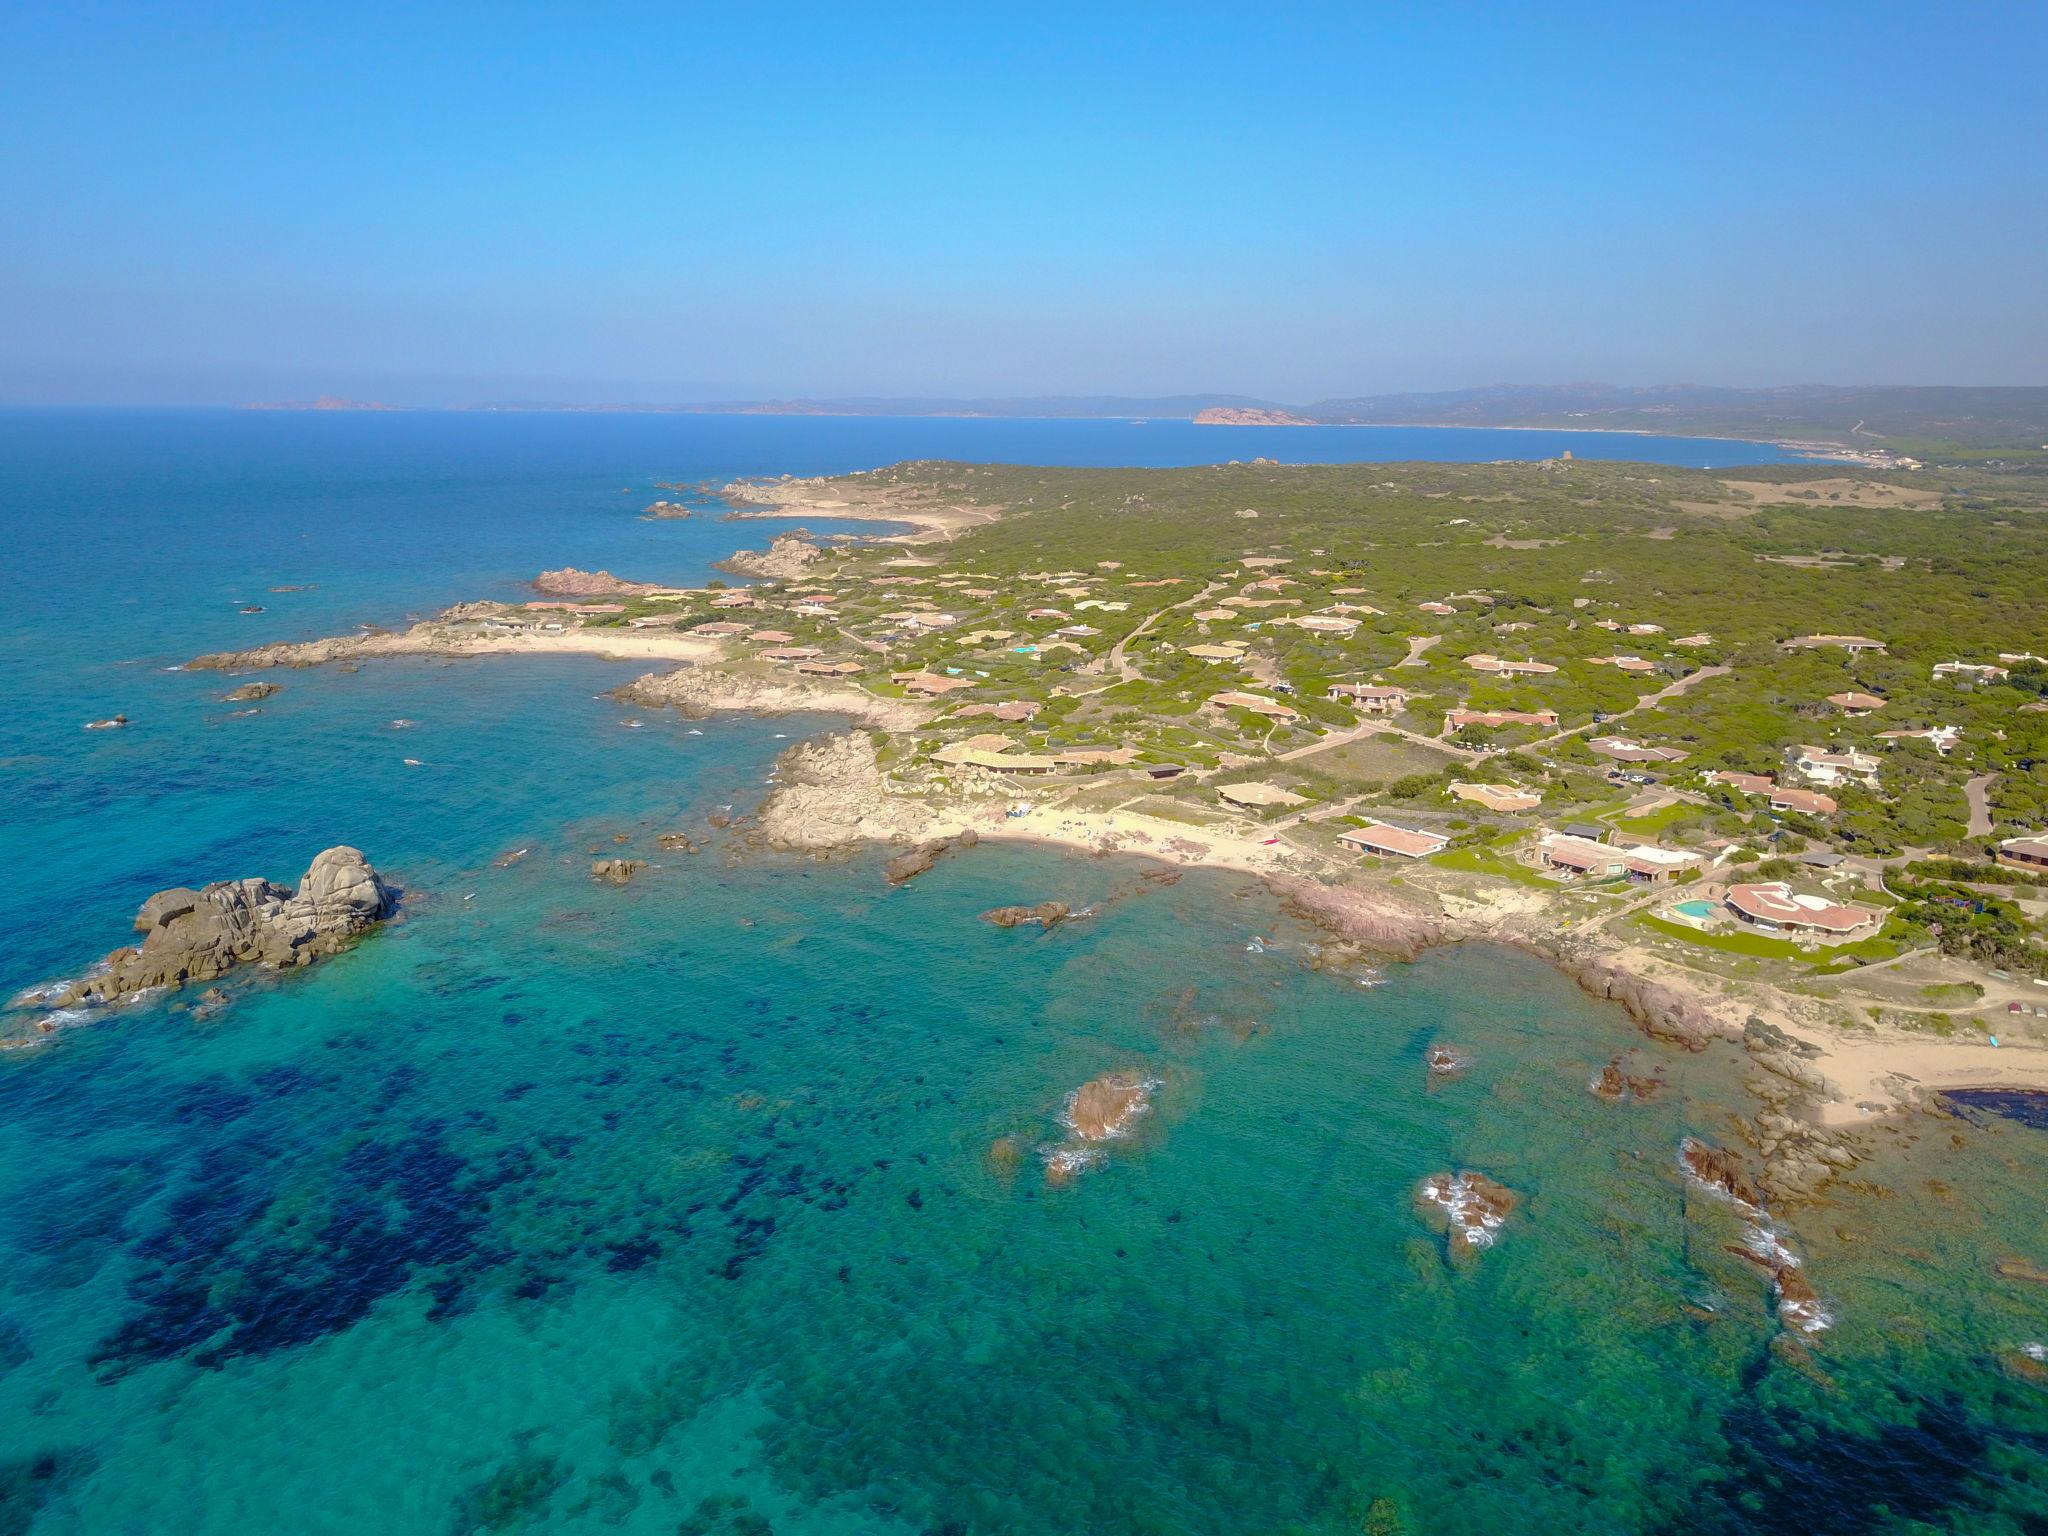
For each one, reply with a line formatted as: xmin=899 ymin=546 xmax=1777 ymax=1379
xmin=0 ymin=410 xmax=2041 ymax=1534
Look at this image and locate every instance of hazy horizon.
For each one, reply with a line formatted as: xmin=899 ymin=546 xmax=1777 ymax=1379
xmin=4 ymin=3 xmax=2046 ymax=406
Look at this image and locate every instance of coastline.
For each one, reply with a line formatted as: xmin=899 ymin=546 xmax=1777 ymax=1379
xmin=170 ymin=460 xmax=2044 ymax=1180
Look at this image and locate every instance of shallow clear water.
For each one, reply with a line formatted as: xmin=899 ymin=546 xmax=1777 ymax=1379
xmin=0 ymin=413 xmax=2042 ymax=1534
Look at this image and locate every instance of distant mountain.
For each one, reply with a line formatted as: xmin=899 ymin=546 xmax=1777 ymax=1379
xmin=462 ymin=394 xmax=1289 ymax=419
xmin=243 ymin=395 xmax=401 ymax=411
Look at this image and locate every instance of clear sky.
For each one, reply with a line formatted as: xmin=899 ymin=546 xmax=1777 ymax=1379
xmin=3 ymin=1 xmax=2045 ymax=404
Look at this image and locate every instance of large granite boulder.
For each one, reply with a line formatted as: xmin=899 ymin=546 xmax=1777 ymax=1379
xmin=57 ymin=847 xmax=393 ymax=1007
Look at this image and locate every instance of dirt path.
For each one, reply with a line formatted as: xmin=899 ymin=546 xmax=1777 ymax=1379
xmin=1395 ymin=634 xmax=1440 ymax=668
xmin=1966 ymin=772 xmax=1997 ymax=837
xmin=1275 ymin=719 xmax=1469 ymax=764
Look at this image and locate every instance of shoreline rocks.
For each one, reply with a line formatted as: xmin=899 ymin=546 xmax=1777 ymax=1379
xmin=1545 ymin=949 xmax=1732 ymax=1052
xmin=49 ymin=847 xmax=393 ymax=1010
xmin=885 ymin=830 xmax=978 ymax=886
xmin=1272 ymin=878 xmax=1445 ymax=961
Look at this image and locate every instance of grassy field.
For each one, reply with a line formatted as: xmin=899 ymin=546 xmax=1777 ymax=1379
xmin=1432 ymin=845 xmax=1558 ymax=888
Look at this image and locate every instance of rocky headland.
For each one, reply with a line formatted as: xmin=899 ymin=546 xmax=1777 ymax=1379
xmin=716 ymin=533 xmax=824 ymax=580
xmin=615 ymin=672 xmax=924 ymax=731
xmin=532 ymin=567 xmax=666 ymax=598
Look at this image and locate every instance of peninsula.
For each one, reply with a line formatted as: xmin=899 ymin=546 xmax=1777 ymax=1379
xmin=193 ymin=455 xmax=2048 ymax=1188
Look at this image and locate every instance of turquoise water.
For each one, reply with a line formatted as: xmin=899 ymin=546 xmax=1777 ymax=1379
xmin=0 ymin=413 xmax=2043 ymax=1533
xmin=1675 ymin=900 xmax=1718 ymax=918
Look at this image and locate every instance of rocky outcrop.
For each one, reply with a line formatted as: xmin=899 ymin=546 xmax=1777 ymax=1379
xmin=1548 ymin=950 xmax=1731 ymax=1051
xmin=222 ymin=681 xmax=279 ymax=703
xmin=642 ymin=500 xmax=693 ymax=519
xmin=590 ymin=859 xmax=643 ymax=885
xmin=54 ymin=847 xmax=393 ymax=1008
xmin=532 ymin=567 xmax=663 ymax=598
xmin=190 ymin=633 xmax=402 ymax=671
xmin=1416 ymin=1171 xmax=1518 ymax=1254
xmin=884 ymin=830 xmax=978 ymax=886
xmin=1590 ymin=1053 xmax=1664 ymax=1103
xmin=717 ymin=533 xmax=823 ymax=580
xmin=981 ymin=900 xmax=1070 ymax=929
xmin=1272 ymin=878 xmax=1445 ymax=961
xmin=754 ymin=732 xmax=942 ymax=852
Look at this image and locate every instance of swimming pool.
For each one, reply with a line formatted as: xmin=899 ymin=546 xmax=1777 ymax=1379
xmin=1673 ymin=900 xmax=1716 ymax=918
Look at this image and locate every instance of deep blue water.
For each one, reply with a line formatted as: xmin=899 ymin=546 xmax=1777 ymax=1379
xmin=0 ymin=411 xmax=2041 ymax=1535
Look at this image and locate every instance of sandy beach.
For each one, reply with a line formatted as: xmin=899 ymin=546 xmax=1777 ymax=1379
xmin=190 ymin=624 xmax=729 ymax=672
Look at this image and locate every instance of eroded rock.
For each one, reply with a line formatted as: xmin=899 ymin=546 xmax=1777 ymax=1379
xmin=52 ymin=847 xmax=393 ymax=1009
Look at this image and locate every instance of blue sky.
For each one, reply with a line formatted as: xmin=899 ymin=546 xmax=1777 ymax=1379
xmin=3 ymin=1 xmax=2044 ymax=403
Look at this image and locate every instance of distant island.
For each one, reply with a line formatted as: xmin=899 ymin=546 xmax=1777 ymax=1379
xmin=1191 ymin=406 xmax=1317 ymax=426
xmin=238 ymin=384 xmax=2048 ymax=463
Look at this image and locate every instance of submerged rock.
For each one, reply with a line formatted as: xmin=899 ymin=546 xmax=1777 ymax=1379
xmin=884 ymin=829 xmax=979 ymax=886
xmin=590 ymin=859 xmax=643 ymax=885
xmin=1068 ymin=1072 xmax=1154 ymax=1141
xmin=1042 ymin=1070 xmax=1159 ymax=1183
xmin=221 ymin=681 xmax=280 ymax=703
xmin=655 ymin=832 xmax=701 ymax=854
xmin=1416 ymin=1170 xmax=1518 ymax=1254
xmin=980 ymin=900 xmax=1069 ymax=929
xmin=52 ymin=847 xmax=393 ymax=1008
xmin=1424 ymin=1043 xmax=1471 ymax=1080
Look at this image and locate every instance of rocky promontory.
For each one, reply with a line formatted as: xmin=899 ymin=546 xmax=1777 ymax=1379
xmin=755 ymin=731 xmax=947 ymax=852
xmin=614 ymin=667 xmax=925 ymax=731
xmin=532 ymin=567 xmax=665 ymax=598
xmin=52 ymin=847 xmax=394 ymax=1009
